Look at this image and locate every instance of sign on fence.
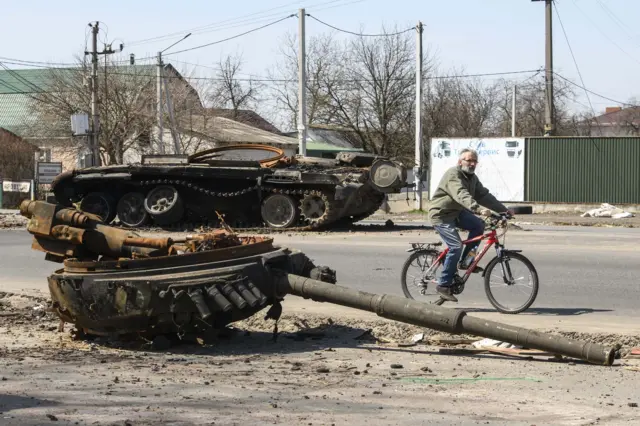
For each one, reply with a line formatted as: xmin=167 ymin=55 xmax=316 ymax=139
xmin=37 ymin=162 xmax=63 ymax=184
xmin=2 ymin=180 xmax=31 ymax=193
xmin=429 ymin=137 xmax=526 ymax=202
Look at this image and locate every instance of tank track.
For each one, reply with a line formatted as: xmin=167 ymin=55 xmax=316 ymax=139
xmin=108 ymin=178 xmax=345 ymax=233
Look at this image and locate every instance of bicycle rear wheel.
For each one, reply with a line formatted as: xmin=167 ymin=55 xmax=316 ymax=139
xmin=400 ymin=250 xmax=443 ymax=304
xmin=484 ymin=252 xmax=539 ymax=314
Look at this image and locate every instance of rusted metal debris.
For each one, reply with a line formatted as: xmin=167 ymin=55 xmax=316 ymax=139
xmin=21 ymin=200 xmax=334 ymax=339
xmin=22 ymin=200 xmax=618 ymax=366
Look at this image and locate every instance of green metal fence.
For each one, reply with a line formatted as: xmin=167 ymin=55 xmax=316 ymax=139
xmin=526 ymin=137 xmax=640 ymax=204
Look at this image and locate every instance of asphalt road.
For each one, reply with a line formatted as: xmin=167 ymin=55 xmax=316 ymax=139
xmin=2 ymin=224 xmax=640 ymax=321
xmin=276 ymin=224 xmax=640 ymax=320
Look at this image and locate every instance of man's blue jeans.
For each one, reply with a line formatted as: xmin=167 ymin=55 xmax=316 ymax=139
xmin=433 ymin=210 xmax=485 ymax=287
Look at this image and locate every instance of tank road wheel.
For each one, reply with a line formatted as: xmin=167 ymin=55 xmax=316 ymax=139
xmin=144 ymin=185 xmax=184 ymax=226
xmin=79 ymin=192 xmax=116 ymax=223
xmin=300 ymin=193 xmax=328 ymax=226
xmin=116 ymin=192 xmax=149 ymax=228
xmin=261 ymin=193 xmax=299 ymax=228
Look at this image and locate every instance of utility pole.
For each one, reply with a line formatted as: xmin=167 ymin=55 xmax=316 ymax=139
xmin=155 ymin=33 xmax=191 ymax=155
xmin=89 ymin=22 xmax=100 ymax=166
xmin=297 ymin=8 xmax=307 ymax=156
xmin=533 ymin=0 xmax=554 ymax=136
xmin=156 ymin=52 xmax=165 ymax=154
xmin=512 ymin=84 xmax=517 ymax=137
xmin=163 ymin=76 xmax=181 ymax=154
xmin=414 ymin=21 xmax=423 ymax=211
xmin=85 ymin=22 xmax=120 ymax=166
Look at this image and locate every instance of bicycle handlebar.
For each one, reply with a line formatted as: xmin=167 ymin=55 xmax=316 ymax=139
xmin=486 ymin=211 xmax=513 ymax=228
xmin=490 ymin=211 xmax=513 ymax=220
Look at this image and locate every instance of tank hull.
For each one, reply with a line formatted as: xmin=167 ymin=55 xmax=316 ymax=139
xmin=50 ymin=145 xmax=407 ymax=230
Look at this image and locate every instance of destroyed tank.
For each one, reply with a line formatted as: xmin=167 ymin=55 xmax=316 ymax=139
xmin=50 ymin=144 xmax=407 ymax=230
xmin=20 ymin=199 xmax=617 ymax=365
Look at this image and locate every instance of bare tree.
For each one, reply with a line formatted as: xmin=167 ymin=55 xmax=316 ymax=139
xmin=493 ymin=75 xmax=579 ymax=137
xmin=417 ymin=68 xmax=501 ymax=162
xmin=0 ymin=129 xmax=35 ymax=180
xmin=0 ymin=129 xmax=36 ymax=207
xmin=325 ymin=28 xmax=419 ymax=160
xmin=28 ymin=58 xmax=201 ymax=165
xmin=207 ymin=52 xmax=262 ymax=116
xmin=268 ymin=32 xmax=342 ymax=131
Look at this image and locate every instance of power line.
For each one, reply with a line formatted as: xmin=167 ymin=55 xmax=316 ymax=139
xmin=553 ymin=72 xmax=638 ymax=107
xmin=0 ymin=56 xmax=76 ymax=67
xmin=127 ymin=1 xmax=304 ymax=46
xmin=161 ymin=14 xmax=297 ymax=56
xmin=0 ymin=62 xmax=48 ymax=94
xmin=570 ymin=0 xmax=640 ymax=68
xmin=102 ymin=68 xmax=541 ymax=84
xmin=595 ymin=0 xmax=637 ymax=44
xmin=307 ymin=14 xmax=414 ymax=37
xmin=426 ymin=69 xmax=541 ymax=81
xmin=126 ymin=0 xmax=344 ymax=47
xmin=0 ymin=62 xmax=72 ymax=111
xmin=553 ymin=0 xmax=602 ymax=137
xmin=130 ymin=14 xmax=297 ymax=50
xmin=307 ymin=0 xmax=365 ymax=14
xmin=0 ymin=61 xmax=541 ymax=84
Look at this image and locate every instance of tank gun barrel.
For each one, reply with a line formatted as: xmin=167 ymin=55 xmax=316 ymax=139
xmin=275 ymin=273 xmax=616 ymax=366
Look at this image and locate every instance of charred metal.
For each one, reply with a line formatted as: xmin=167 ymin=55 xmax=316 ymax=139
xmin=49 ymin=144 xmax=408 ymax=230
xmin=22 ymin=200 xmax=616 ymax=366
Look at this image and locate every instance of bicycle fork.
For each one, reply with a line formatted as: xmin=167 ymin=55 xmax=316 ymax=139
xmin=494 ymin=246 xmax=516 ymax=285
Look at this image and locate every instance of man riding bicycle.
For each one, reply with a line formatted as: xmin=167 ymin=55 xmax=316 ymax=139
xmin=427 ymin=148 xmax=512 ymax=302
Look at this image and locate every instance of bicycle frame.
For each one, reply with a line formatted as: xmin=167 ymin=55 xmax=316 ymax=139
xmin=432 ymin=227 xmax=500 ymax=283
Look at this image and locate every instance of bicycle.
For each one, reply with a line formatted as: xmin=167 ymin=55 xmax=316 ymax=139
xmin=400 ymin=212 xmax=539 ymax=314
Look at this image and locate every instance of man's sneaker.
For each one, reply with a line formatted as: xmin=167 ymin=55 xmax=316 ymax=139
xmin=436 ymin=285 xmax=458 ymax=302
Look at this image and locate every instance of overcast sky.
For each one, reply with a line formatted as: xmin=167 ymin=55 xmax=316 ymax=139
xmin=2 ymin=0 xmax=638 ymax=115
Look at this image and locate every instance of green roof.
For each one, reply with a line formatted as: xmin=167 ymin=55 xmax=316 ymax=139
xmin=0 ymin=68 xmax=55 ymax=134
xmin=0 ymin=67 xmax=55 ymax=94
xmin=0 ymin=65 xmax=159 ymax=136
xmin=0 ymin=94 xmax=38 ymax=135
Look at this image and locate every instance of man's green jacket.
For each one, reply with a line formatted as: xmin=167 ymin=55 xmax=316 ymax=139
xmin=427 ymin=165 xmax=507 ymax=225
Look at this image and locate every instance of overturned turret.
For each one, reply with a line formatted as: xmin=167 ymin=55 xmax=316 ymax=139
xmin=22 ymin=200 xmax=616 ymax=366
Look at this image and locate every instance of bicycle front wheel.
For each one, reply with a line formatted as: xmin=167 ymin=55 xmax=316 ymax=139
xmin=484 ymin=252 xmax=539 ymax=314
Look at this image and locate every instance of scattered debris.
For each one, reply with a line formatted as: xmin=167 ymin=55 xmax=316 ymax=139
xmin=438 ymin=346 xmax=557 ymax=359
xmin=472 ymin=338 xmax=521 ymax=350
xmin=430 ymin=337 xmax=477 ymax=345
xmin=624 ymin=348 xmax=640 ymax=359
xmin=412 ymin=333 xmax=425 ymax=343
xmin=581 ymin=203 xmax=635 ymax=219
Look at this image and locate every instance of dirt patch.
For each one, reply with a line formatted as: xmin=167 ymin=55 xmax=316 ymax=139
xmin=2 ymin=291 xmax=640 ymax=425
